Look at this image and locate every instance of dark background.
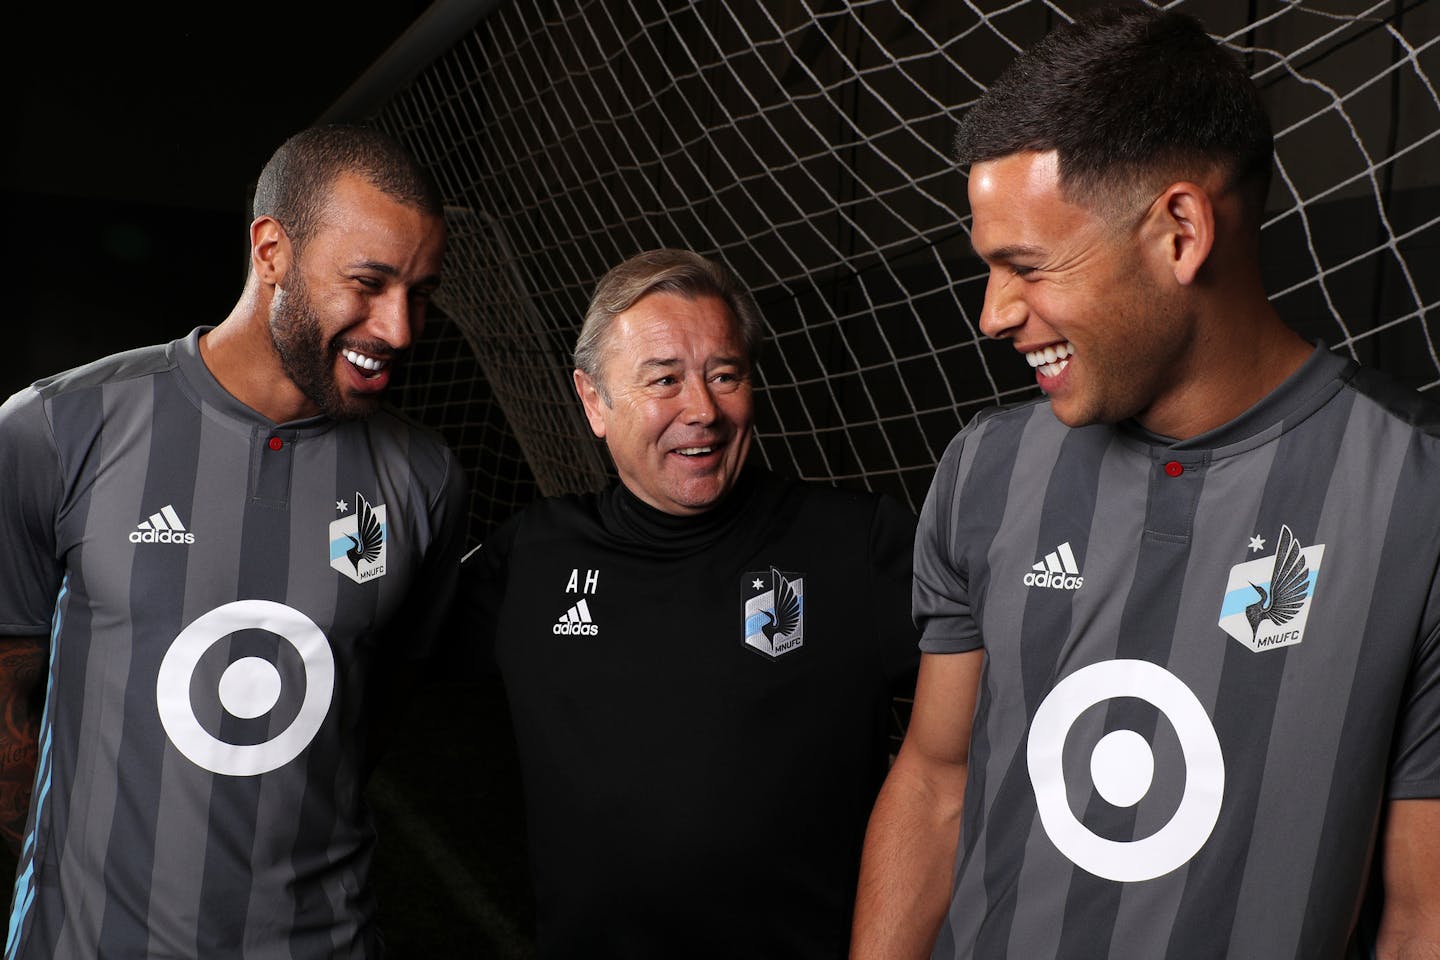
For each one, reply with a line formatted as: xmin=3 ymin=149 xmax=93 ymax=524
xmin=3 ymin=3 xmax=435 ymax=400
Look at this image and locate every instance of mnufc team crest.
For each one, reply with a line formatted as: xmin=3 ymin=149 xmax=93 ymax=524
xmin=329 ymin=492 xmax=387 ymax=583
xmin=743 ymin=567 xmax=805 ymax=659
xmin=1218 ymin=524 xmax=1325 ymax=652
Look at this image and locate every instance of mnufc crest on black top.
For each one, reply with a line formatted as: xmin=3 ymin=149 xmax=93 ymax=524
xmin=742 ymin=567 xmax=805 ymax=659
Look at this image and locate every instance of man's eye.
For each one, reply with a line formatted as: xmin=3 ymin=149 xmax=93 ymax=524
xmin=356 ymin=276 xmax=383 ymax=290
xmin=1011 ymin=265 xmax=1037 ymax=278
xmin=653 ymin=376 xmax=677 ymax=386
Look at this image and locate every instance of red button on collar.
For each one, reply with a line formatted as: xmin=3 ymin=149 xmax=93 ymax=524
xmin=1164 ymin=460 xmax=1183 ymax=477
xmin=268 ymin=436 xmax=284 ymax=451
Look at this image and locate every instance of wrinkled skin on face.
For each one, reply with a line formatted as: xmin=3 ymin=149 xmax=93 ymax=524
xmin=575 ymin=292 xmax=755 ymax=515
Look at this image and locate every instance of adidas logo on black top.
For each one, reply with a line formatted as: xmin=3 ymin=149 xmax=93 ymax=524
xmin=553 ymin=598 xmax=599 ymax=636
xmin=129 ymin=505 xmax=195 ymax=545
xmin=1024 ymin=541 xmax=1083 ymax=590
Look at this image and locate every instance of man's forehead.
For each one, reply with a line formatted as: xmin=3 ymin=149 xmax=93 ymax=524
xmin=967 ymin=151 xmax=1102 ymax=257
xmin=591 ymin=294 xmax=741 ymax=380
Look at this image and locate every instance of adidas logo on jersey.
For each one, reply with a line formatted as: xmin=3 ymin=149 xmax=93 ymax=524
xmin=553 ymin=598 xmax=599 ymax=636
xmin=1023 ymin=541 xmax=1083 ymax=590
xmin=129 ymin=505 xmax=195 ymax=544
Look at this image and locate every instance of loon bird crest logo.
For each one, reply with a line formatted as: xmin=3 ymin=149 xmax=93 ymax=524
xmin=345 ymin=495 xmax=384 ymax=574
xmin=1244 ymin=525 xmax=1309 ymax=639
xmin=1218 ymin=524 xmax=1324 ymax=652
xmin=743 ymin=567 xmax=805 ymax=659
xmin=329 ymin=492 xmax=388 ymax=583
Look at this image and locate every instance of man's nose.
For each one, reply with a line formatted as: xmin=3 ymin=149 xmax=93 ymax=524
xmin=370 ymin=289 xmax=420 ymax=350
xmin=681 ymin=376 xmax=718 ymax=423
xmin=977 ymin=268 xmax=1025 ymax=340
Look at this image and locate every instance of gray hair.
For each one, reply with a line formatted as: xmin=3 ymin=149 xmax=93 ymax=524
xmin=574 ymin=249 xmax=765 ymax=397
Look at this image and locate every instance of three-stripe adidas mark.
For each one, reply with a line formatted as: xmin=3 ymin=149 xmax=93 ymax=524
xmin=129 ymin=504 xmax=195 ymax=545
xmin=553 ymin=598 xmax=599 ymax=636
xmin=1023 ymin=541 xmax=1083 ymax=590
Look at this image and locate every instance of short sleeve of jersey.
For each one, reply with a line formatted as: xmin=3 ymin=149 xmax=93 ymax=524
xmin=387 ymin=442 xmax=470 ymax=661
xmin=867 ymin=492 xmax=922 ymax=688
xmin=913 ymin=427 xmax=983 ymax=655
xmin=1388 ymin=578 xmax=1440 ymax=799
xmin=0 ymin=386 xmax=64 ymax=636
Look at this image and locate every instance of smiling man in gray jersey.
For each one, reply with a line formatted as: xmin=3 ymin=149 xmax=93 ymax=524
xmin=0 ymin=124 xmax=467 ymax=958
xmin=852 ymin=7 xmax=1440 ymax=959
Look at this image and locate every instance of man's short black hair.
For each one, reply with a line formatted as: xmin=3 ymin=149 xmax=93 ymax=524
xmin=955 ymin=5 xmax=1273 ymax=221
xmin=252 ymin=124 xmax=443 ymax=251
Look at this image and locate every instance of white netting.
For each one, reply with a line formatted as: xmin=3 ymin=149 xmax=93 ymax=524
xmin=374 ymin=0 xmax=1439 ymax=531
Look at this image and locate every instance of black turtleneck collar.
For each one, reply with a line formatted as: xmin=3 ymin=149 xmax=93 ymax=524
xmin=598 ymin=460 xmax=771 ymax=552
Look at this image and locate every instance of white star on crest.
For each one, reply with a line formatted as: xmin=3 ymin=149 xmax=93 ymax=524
xmin=336 ymin=500 xmax=349 ymax=513
xmin=1248 ymin=535 xmax=1266 ymax=553
xmin=751 ymin=578 xmax=765 ymax=590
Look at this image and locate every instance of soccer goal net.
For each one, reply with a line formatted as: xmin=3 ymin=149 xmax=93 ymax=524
xmin=377 ymin=0 xmax=1438 ymax=541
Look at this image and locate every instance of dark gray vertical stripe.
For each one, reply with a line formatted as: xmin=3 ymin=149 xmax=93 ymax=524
xmin=1294 ymin=412 xmax=1438 ymax=958
xmin=1164 ymin=389 xmax=1354 ymax=957
xmin=196 ymin=425 xmax=291 ymax=956
xmin=1107 ymin=423 xmax=1283 ymax=954
xmin=1008 ymin=436 xmax=1149 ymax=960
xmin=283 ymin=424 xmax=369 ymax=959
xmin=53 ymin=378 xmax=154 ymax=957
xmin=1053 ymin=450 xmax=1206 ymax=960
xmin=98 ymin=373 xmax=203 ymax=955
xmin=19 ymin=385 xmax=111 ymax=957
xmin=931 ymin=411 xmax=1024 ymax=957
xmin=973 ymin=417 xmax=1107 ymax=957
xmin=146 ymin=408 xmax=252 ymax=952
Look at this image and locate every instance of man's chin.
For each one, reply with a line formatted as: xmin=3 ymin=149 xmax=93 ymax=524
xmin=313 ymin=387 xmax=384 ymax=422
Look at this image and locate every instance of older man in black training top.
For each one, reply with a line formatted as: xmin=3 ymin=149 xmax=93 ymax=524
xmin=851 ymin=7 xmax=1440 ymax=960
xmin=462 ymin=247 xmax=919 ymax=958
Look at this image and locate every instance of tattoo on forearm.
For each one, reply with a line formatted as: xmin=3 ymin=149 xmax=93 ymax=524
xmin=0 ymin=639 xmax=47 ymax=852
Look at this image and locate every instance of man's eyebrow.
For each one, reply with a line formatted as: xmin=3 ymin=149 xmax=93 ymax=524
xmin=349 ymin=259 xmax=400 ymax=276
xmin=347 ymin=260 xmax=442 ymax=288
xmin=635 ymin=355 xmax=747 ymax=372
xmin=972 ymin=242 xmax=1047 ymax=264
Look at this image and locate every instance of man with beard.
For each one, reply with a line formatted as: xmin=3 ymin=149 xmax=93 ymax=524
xmin=459 ymin=248 xmax=920 ymax=958
xmin=0 ymin=124 xmax=468 ymax=958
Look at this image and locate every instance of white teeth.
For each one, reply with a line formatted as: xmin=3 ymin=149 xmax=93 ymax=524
xmin=676 ymin=446 xmax=714 ymax=456
xmin=1026 ymin=341 xmax=1074 ymax=371
xmin=1037 ymin=358 xmax=1070 ymax=378
xmin=342 ymin=349 xmax=387 ymax=372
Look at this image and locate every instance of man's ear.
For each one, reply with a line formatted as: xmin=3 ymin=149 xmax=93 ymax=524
xmin=573 ymin=368 xmax=608 ymax=439
xmin=250 ymin=216 xmax=292 ymax=286
xmin=1146 ymin=182 xmax=1215 ymax=287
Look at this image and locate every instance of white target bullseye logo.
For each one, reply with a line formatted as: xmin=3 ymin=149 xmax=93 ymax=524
xmin=1026 ymin=659 xmax=1224 ymax=882
xmin=157 ymin=600 xmax=335 ymax=777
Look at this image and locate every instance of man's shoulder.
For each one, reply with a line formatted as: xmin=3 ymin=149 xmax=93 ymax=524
xmin=28 ymin=340 xmax=178 ymax=401
xmin=936 ymin=395 xmax=1069 ymax=462
xmin=1341 ymin=362 xmax=1440 ymax=438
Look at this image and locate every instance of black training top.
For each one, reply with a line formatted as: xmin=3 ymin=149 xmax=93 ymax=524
xmin=462 ymin=466 xmax=919 ymax=959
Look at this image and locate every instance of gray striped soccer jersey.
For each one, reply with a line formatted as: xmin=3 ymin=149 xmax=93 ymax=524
xmin=914 ymin=345 xmax=1440 ymax=960
xmin=0 ymin=328 xmax=467 ymax=958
